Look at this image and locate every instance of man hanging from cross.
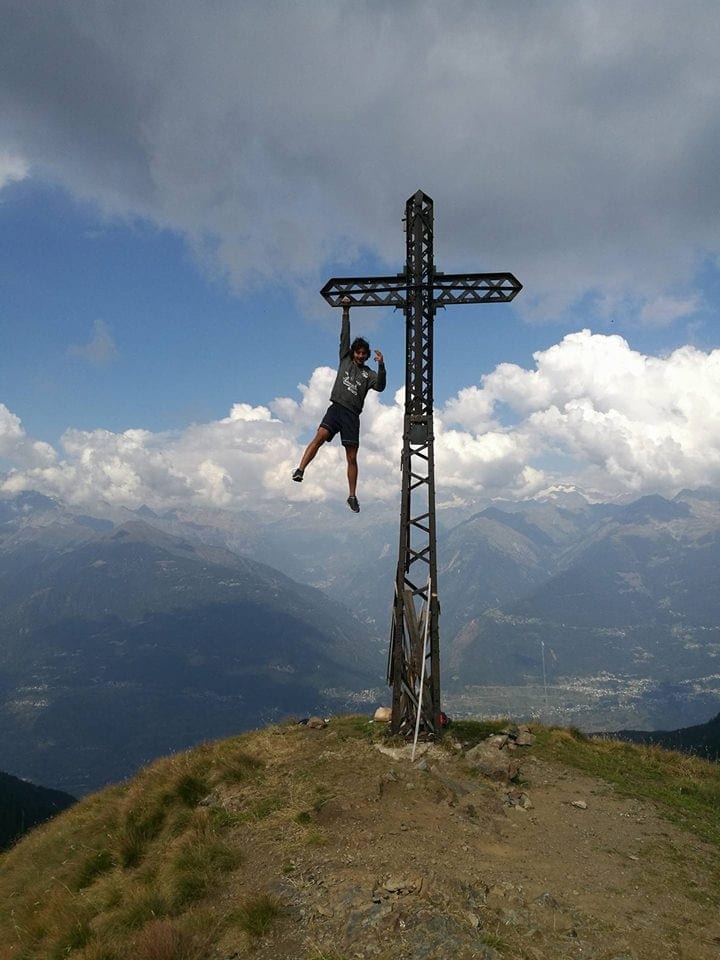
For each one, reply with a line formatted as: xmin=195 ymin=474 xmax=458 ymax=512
xmin=292 ymin=302 xmax=385 ymax=513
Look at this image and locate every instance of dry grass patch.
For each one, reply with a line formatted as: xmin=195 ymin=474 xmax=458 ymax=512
xmin=0 ymin=731 xmax=268 ymax=960
xmin=131 ymin=918 xmax=203 ymax=960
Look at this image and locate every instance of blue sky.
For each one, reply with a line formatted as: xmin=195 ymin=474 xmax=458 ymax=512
xmin=1 ymin=180 xmax=309 ymax=441
xmin=2 ymin=1 xmax=720 ymax=512
xmin=1 ymin=178 xmax=574 ymax=443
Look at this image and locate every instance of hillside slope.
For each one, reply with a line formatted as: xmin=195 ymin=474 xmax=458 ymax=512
xmin=615 ymin=711 xmax=720 ymax=760
xmin=1 ymin=718 xmax=718 ymax=960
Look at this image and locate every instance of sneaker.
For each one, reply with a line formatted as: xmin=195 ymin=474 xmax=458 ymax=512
xmin=347 ymin=495 xmax=360 ymax=513
xmin=292 ymin=468 xmax=304 ymax=482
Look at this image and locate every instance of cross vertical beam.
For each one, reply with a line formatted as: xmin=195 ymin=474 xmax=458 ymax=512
xmin=321 ymin=190 xmax=521 ymax=738
xmin=390 ymin=191 xmax=440 ymax=736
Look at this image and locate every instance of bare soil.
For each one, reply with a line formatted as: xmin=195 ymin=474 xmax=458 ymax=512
xmin=211 ymin=724 xmax=720 ymax=960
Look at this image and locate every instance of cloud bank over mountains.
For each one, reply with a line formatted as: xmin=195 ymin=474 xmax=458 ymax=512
xmin=3 ymin=331 xmax=719 ymax=511
xmin=2 ymin=0 xmax=719 ymax=320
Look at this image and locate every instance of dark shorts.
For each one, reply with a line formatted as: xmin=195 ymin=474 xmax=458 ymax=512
xmin=320 ymin=402 xmax=360 ymax=447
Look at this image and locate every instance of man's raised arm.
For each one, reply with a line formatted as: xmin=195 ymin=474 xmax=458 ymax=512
xmin=339 ymin=305 xmax=350 ymax=359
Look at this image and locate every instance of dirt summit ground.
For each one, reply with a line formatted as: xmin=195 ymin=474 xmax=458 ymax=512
xmin=209 ymin=720 xmax=720 ymax=960
xmin=2 ymin=717 xmax=720 ymax=960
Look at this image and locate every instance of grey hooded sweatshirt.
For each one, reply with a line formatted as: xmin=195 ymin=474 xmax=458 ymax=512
xmin=329 ymin=313 xmax=386 ymax=415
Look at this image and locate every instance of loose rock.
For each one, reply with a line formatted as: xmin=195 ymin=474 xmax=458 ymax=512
xmin=306 ymin=716 xmax=328 ymax=730
xmin=464 ymin=737 xmax=521 ymax=782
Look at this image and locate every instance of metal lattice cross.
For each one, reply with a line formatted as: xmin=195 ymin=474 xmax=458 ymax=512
xmin=322 ymin=190 xmax=521 ymax=736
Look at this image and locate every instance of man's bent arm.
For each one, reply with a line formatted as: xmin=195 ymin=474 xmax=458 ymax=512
xmin=374 ymin=358 xmax=386 ymax=392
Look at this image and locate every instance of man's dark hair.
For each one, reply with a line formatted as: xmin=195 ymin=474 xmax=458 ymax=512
xmin=351 ymin=337 xmax=370 ymax=355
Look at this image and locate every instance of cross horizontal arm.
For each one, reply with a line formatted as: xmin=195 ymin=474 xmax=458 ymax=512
xmin=432 ymin=272 xmax=522 ymax=305
xmin=321 ymin=271 xmax=522 ymax=309
xmin=321 ymin=276 xmax=407 ymax=308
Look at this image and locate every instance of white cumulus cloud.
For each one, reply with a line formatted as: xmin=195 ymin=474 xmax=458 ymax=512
xmin=0 ymin=404 xmax=57 ymax=469
xmin=3 ymin=332 xmax=720 ymax=511
xmin=444 ymin=330 xmax=720 ymax=498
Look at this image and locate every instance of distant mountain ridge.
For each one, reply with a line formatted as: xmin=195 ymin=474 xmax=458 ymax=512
xmin=0 ymin=770 xmax=75 ymax=851
xmin=613 ymin=711 xmax=720 ymax=761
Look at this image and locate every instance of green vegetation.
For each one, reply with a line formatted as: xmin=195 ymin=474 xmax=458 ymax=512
xmin=442 ymin=718 xmax=720 ymax=850
xmin=529 ymin=724 xmax=720 ymax=848
xmin=445 ymin=718 xmax=514 ymax=747
xmin=477 ymin=929 xmax=509 ymax=952
xmin=75 ymin=850 xmax=115 ymax=890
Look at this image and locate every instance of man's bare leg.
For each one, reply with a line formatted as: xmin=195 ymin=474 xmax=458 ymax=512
xmin=345 ymin=444 xmax=358 ymax=496
xmin=293 ymin=427 xmax=331 ymax=480
xmin=345 ymin=445 xmax=360 ymax=511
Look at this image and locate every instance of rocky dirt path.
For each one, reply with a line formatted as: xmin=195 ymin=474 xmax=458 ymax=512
xmin=216 ymin=726 xmax=720 ymax=960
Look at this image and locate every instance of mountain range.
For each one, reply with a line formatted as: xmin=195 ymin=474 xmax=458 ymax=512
xmin=149 ymin=486 xmax=720 ymax=728
xmin=1 ymin=485 xmax=719 ymax=794
xmin=437 ymin=489 xmax=720 ymax=726
xmin=0 ymin=492 xmax=383 ymax=794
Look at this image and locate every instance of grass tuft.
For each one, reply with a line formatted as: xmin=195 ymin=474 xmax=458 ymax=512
xmin=113 ymin=889 xmax=170 ymax=932
xmin=478 ymin=929 xmax=509 ymax=952
xmin=75 ymin=848 xmax=116 ymax=889
xmin=49 ymin=914 xmax=94 ymax=959
xmin=171 ymin=775 xmax=210 ymax=807
xmin=240 ymin=795 xmax=284 ymax=822
xmin=132 ymin=918 xmax=200 ymax=960
xmin=221 ymin=750 xmax=264 ymax=783
xmin=169 ymin=835 xmax=241 ymax=909
xmin=119 ymin=806 xmax=166 ymax=868
xmin=79 ymin=945 xmax=121 ymax=960
xmin=235 ymin=894 xmax=283 ymax=939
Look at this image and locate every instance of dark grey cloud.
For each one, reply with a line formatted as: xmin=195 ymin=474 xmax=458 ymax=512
xmin=1 ymin=1 xmax=153 ymax=204
xmin=2 ymin=0 xmax=719 ymax=319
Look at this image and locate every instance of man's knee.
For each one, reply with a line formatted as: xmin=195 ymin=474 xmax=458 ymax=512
xmin=345 ymin=444 xmax=358 ymax=462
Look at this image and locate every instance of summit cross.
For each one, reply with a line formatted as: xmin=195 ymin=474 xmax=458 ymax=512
xmin=321 ymin=190 xmax=522 ymax=737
